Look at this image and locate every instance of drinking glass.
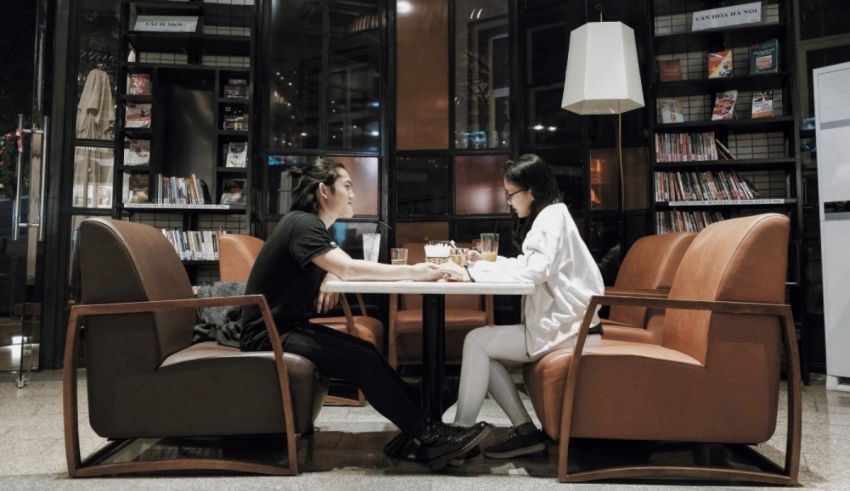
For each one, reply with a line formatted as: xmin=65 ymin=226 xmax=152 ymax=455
xmin=479 ymin=233 xmax=499 ymax=262
xmin=362 ymin=233 xmax=380 ymax=262
xmin=391 ymin=247 xmax=408 ymax=265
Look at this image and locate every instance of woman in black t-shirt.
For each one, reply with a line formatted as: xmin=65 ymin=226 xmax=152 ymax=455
xmin=239 ymin=158 xmax=489 ymax=471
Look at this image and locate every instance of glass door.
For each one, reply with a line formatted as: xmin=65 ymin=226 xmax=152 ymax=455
xmin=2 ymin=1 xmax=49 ymax=387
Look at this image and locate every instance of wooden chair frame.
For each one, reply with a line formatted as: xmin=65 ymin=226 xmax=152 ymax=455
xmin=387 ymin=293 xmax=494 ymax=368
xmin=558 ymin=293 xmax=801 ymax=484
xmin=63 ymin=295 xmax=300 ymax=477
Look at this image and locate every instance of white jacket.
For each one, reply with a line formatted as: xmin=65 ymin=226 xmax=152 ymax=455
xmin=470 ymin=203 xmax=604 ymax=357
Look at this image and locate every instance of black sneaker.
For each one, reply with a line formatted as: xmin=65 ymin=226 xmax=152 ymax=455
xmin=447 ymin=444 xmax=480 ymax=466
xmin=413 ymin=421 xmax=491 ymax=471
xmin=482 ymin=422 xmax=546 ymax=459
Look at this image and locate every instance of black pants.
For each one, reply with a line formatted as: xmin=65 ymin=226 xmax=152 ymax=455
xmin=280 ymin=323 xmax=428 ymax=434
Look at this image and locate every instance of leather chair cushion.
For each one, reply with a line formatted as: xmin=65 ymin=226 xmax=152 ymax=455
xmin=218 ymin=234 xmax=264 ymax=283
xmin=92 ymin=341 xmax=330 ymax=438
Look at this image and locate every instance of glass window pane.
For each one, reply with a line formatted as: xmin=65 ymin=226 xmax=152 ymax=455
xmin=454 ymin=0 xmax=510 ymax=149
xmin=454 ymin=219 xmax=514 ymax=256
xmin=395 ymin=156 xmax=449 ymax=216
xmin=329 ymin=221 xmax=381 ymax=259
xmin=269 ymin=0 xmax=322 ymax=149
xmin=527 ymin=84 xmax=583 ymax=146
xmin=588 ymin=147 xmax=649 ymax=211
xmin=72 ymin=146 xmax=114 ymax=208
xmin=455 ymin=154 xmax=510 ymax=215
xmin=395 ymin=221 xmax=450 ymax=246
xmin=75 ymin=0 xmax=120 ymax=141
xmin=529 ymin=148 xmax=585 ymax=213
xmin=334 ymin=156 xmax=379 ymax=217
xmin=328 ymin=0 xmax=382 ymax=152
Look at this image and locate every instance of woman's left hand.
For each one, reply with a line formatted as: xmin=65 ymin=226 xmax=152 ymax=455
xmin=438 ymin=260 xmax=465 ymax=281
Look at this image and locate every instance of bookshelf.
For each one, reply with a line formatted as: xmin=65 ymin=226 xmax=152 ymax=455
xmin=113 ymin=0 xmax=255 ymax=280
xmin=650 ymin=0 xmax=807 ymax=379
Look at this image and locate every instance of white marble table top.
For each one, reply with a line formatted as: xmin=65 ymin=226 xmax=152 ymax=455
xmin=324 ymin=280 xmax=535 ymax=296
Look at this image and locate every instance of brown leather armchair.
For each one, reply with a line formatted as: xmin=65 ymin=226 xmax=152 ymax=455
xmin=523 ymin=214 xmax=800 ymax=484
xmin=218 ymin=233 xmax=382 ymax=405
xmin=64 ymin=218 xmax=328 ymax=477
xmin=388 ymin=242 xmax=493 ymax=367
xmin=602 ymin=231 xmax=696 ymax=344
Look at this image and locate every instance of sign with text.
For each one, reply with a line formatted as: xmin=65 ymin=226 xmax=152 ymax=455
xmin=133 ymin=15 xmax=198 ymax=32
xmin=692 ymin=2 xmax=761 ymax=31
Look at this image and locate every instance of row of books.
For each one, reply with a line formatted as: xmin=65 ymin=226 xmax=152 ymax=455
xmin=161 ymin=229 xmax=219 ymax=261
xmin=155 ymin=174 xmax=209 ymax=205
xmin=655 ymin=171 xmax=758 ymax=202
xmin=657 ymin=39 xmax=779 ymax=81
xmin=659 ymin=89 xmax=774 ymax=123
xmin=123 ymin=140 xmax=247 ymax=167
xmin=656 ymin=211 xmax=725 ymax=234
xmin=655 ymin=132 xmax=738 ymax=162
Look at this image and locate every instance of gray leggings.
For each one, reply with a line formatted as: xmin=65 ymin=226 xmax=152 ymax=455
xmin=453 ymin=324 xmax=599 ymax=428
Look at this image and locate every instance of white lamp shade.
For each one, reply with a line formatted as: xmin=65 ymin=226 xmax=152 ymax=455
xmin=561 ymin=22 xmax=645 ymax=115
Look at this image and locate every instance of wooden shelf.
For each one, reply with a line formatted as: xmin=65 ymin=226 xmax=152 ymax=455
xmin=121 ymin=127 xmax=152 ymax=138
xmin=216 ymin=166 xmax=248 ymax=173
xmin=655 ymin=199 xmax=797 ymax=209
xmin=653 ymin=158 xmax=797 ymax=171
xmin=120 ymin=94 xmax=153 ymax=103
xmin=654 ymin=72 xmax=790 ymax=97
xmin=182 ymin=259 xmax=218 ymax=266
xmin=218 ymin=130 xmax=249 ymax=138
xmin=219 ymin=97 xmax=250 ymax=104
xmin=654 ymin=23 xmax=787 ymax=54
xmin=120 ymin=203 xmax=247 ymax=214
xmin=655 ymin=116 xmax=795 ymax=134
xmin=123 ymin=62 xmax=249 ymax=72
xmin=126 ymin=32 xmax=250 ymax=56
xmin=117 ymin=165 xmax=151 ymax=172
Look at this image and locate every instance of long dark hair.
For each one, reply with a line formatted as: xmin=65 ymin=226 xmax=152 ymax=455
xmin=289 ymin=158 xmax=346 ymax=213
xmin=503 ymin=154 xmax=562 ymax=250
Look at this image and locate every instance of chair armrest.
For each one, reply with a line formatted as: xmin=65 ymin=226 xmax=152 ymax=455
xmin=604 ymin=287 xmax=669 ymax=298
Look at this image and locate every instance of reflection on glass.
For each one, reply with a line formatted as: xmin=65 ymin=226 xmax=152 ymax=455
xmin=454 ymin=219 xmax=513 ymax=256
xmin=75 ymin=0 xmax=120 ymax=141
xmin=455 ymin=155 xmax=510 ymax=215
xmin=528 ymin=148 xmax=584 ymax=212
xmin=73 ymin=146 xmax=114 ymax=208
xmin=269 ymin=0 xmax=322 ymax=149
xmin=527 ymin=85 xmax=583 ymax=146
xmin=396 ymin=156 xmax=449 ymax=216
xmin=455 ymin=0 xmax=510 ymax=149
xmin=329 ymin=221 xmax=380 ymax=259
xmin=588 ymin=147 xmax=649 ymax=211
xmin=395 ymin=221 xmax=450 ymax=246
xmin=328 ymin=0 xmax=382 ymax=152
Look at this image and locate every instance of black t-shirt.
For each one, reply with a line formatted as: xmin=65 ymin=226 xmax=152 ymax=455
xmin=239 ymin=211 xmax=337 ymax=351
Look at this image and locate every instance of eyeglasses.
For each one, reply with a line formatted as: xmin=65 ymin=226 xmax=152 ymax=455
xmin=505 ymin=188 xmax=528 ymax=202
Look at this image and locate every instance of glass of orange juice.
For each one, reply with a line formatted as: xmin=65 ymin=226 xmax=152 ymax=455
xmin=479 ymin=233 xmax=499 ymax=262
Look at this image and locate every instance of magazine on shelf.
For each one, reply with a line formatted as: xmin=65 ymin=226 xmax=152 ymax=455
xmin=750 ymin=38 xmax=779 ymax=74
xmin=711 ymin=90 xmax=738 ymax=120
xmin=751 ymin=90 xmax=774 ymax=119
xmin=225 ymin=142 xmax=247 ymax=167
xmin=707 ymin=50 xmax=733 ymax=78
xmin=659 ymin=98 xmax=686 ymax=123
xmin=714 ymin=139 xmax=737 ymax=160
xmin=127 ymin=73 xmax=151 ymax=95
xmin=224 ymin=79 xmax=248 ymax=98
xmin=125 ymin=103 xmax=152 ymax=128
xmin=220 ymin=178 xmax=247 ymax=206
xmin=222 ymin=105 xmax=248 ymax=131
xmin=124 ymin=174 xmax=149 ymax=204
xmin=658 ymin=59 xmax=683 ymax=81
xmin=123 ymin=139 xmax=150 ymax=165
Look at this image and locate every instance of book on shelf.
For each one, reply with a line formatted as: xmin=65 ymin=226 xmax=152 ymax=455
xmin=656 ymin=210 xmax=725 ymax=234
xmin=707 ymin=50 xmax=733 ymax=79
xmin=125 ymin=103 xmax=152 ymax=128
xmin=123 ymin=139 xmax=150 ymax=165
xmin=222 ymin=105 xmax=248 ymax=131
xmin=123 ymin=174 xmax=150 ymax=204
xmin=714 ymin=139 xmax=736 ymax=160
xmin=155 ymin=174 xmax=210 ymax=205
xmin=161 ymin=229 xmax=219 ymax=261
xmin=659 ymin=98 xmax=686 ymax=123
xmin=751 ymin=90 xmax=774 ymax=119
xmin=225 ymin=142 xmax=247 ymax=168
xmin=655 ymin=170 xmax=759 ymax=202
xmin=655 ymin=132 xmax=719 ymax=162
xmin=711 ymin=90 xmax=738 ymax=120
xmin=220 ymin=178 xmax=246 ymax=206
xmin=749 ymin=38 xmax=779 ymax=74
xmin=127 ymin=73 xmax=151 ymax=96
xmin=658 ymin=59 xmax=683 ymax=81
xmin=223 ymin=79 xmax=248 ymax=98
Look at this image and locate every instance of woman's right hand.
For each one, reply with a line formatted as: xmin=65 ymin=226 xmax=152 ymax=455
xmin=411 ymin=262 xmax=444 ymax=281
xmin=466 ymin=249 xmax=482 ymax=263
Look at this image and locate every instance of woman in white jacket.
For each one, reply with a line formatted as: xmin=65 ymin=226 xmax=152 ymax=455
xmin=450 ymin=153 xmax=604 ymax=460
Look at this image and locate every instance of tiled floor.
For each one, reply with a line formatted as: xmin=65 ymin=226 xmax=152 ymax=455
xmin=1 ymin=370 xmax=849 ymax=489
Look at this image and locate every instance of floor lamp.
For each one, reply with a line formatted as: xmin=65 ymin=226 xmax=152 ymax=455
xmin=561 ymin=20 xmax=644 ymax=260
